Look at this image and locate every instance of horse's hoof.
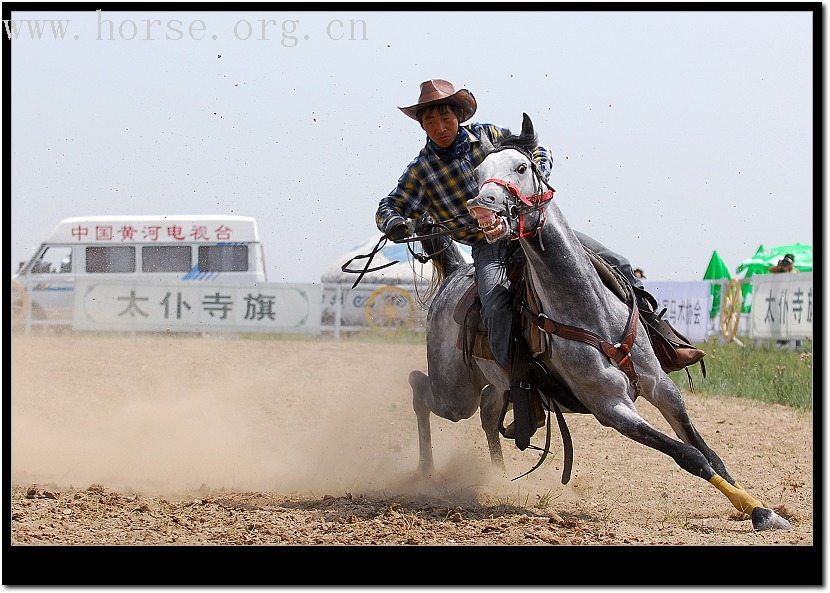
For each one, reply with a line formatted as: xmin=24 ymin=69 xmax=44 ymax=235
xmin=751 ymin=507 xmax=791 ymax=531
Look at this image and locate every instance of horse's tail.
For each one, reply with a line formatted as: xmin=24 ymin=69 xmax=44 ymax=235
xmin=416 ymin=216 xmax=467 ymax=302
xmin=420 ymin=240 xmax=465 ymax=302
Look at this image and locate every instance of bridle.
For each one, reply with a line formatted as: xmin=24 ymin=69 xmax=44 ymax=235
xmin=477 ymin=147 xmax=556 ymax=241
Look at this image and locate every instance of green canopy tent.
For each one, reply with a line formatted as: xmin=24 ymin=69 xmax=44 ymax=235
xmin=734 ymin=243 xmax=812 ymax=312
xmin=734 ymin=243 xmax=813 ymax=276
xmin=702 ymin=250 xmax=731 ymax=318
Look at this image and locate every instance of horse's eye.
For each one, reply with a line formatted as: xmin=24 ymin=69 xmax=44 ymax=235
xmin=517 ymin=163 xmax=528 ymax=174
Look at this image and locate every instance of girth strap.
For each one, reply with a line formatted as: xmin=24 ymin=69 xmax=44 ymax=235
xmin=521 ymin=303 xmax=640 ymax=385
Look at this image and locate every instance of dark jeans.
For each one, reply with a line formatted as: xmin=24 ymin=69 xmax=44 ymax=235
xmin=471 ymin=240 xmax=514 ymax=369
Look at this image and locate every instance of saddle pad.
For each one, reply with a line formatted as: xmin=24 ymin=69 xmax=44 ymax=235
xmin=455 ymin=302 xmax=495 ymax=360
xmin=454 ymin=284 xmax=547 ymax=362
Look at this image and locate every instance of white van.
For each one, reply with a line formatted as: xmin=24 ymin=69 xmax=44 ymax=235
xmin=12 ymin=215 xmax=268 ymax=324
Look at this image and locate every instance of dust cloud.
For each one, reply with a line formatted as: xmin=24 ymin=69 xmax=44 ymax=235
xmin=10 ymin=333 xmax=498 ymax=500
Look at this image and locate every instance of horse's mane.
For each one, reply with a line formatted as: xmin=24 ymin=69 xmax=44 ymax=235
xmin=494 ymin=128 xmax=539 ymax=156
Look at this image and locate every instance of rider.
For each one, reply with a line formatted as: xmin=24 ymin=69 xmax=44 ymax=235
xmin=375 ymin=79 xmax=704 ymax=436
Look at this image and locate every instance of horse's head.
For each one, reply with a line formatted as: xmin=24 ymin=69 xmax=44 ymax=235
xmin=467 ymin=114 xmax=554 ymax=242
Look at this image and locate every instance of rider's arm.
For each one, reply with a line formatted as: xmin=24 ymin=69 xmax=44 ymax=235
xmin=375 ymin=159 xmax=428 ymax=235
xmin=531 ymin=144 xmax=553 ymax=180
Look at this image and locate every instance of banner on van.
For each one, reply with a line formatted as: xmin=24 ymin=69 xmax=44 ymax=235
xmin=73 ymin=279 xmax=321 ymax=333
xmin=48 ymin=216 xmax=260 ymax=244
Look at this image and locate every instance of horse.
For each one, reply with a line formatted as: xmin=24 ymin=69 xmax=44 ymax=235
xmin=408 ymin=113 xmax=790 ymax=531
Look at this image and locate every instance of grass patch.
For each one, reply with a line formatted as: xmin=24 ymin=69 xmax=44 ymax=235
xmin=673 ymin=338 xmax=813 ymax=410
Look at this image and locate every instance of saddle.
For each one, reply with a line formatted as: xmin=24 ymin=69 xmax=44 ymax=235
xmin=453 ymin=269 xmax=547 ymax=363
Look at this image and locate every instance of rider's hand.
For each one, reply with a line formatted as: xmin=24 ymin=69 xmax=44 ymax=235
xmin=386 ymin=220 xmax=412 ymax=243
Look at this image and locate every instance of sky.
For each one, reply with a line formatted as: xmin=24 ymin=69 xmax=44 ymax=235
xmin=7 ymin=7 xmax=815 ymax=284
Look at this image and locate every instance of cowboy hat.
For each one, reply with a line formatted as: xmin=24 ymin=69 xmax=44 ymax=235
xmin=399 ymin=79 xmax=477 ymax=122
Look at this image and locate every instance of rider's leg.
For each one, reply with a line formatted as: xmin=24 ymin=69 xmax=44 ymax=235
xmin=472 ymin=240 xmax=513 ymax=370
xmin=472 ymin=240 xmax=545 ymax=440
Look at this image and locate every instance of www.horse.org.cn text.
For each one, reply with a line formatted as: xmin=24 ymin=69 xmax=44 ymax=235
xmin=2 ymin=12 xmax=369 ymax=46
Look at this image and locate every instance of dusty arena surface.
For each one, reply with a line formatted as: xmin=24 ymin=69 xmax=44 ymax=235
xmin=10 ymin=333 xmax=814 ymax=557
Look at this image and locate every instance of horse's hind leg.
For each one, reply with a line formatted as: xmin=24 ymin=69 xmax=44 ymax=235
xmin=642 ymin=375 xmax=737 ymax=485
xmin=592 ymin=396 xmax=790 ymax=531
xmin=478 ymin=384 xmax=505 ymax=471
xmin=409 ymin=370 xmax=436 ymax=475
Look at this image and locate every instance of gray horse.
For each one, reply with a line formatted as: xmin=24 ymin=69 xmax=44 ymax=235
xmin=408 ymin=114 xmax=790 ymax=531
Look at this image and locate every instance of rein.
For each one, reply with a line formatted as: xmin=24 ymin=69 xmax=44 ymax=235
xmin=340 ymin=220 xmax=470 ymax=289
xmin=343 ymin=147 xmax=556 ymax=289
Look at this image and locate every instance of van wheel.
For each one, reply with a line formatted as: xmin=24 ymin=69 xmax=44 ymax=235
xmin=11 ymin=280 xmax=29 ymax=324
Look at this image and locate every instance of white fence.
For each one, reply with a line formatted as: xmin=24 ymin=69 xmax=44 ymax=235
xmin=13 ymin=274 xmax=813 ymax=343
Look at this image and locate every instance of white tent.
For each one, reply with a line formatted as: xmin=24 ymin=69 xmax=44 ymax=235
xmin=322 ymin=234 xmax=472 ymax=286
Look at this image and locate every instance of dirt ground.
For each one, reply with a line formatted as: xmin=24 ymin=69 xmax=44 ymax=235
xmin=10 ymin=333 xmax=813 ymax=549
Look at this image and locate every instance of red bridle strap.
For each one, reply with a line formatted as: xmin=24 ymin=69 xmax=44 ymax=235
xmin=480 ymin=177 xmax=554 ymax=208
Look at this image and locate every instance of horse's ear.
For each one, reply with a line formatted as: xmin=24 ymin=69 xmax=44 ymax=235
xmin=521 ymin=113 xmax=534 ymax=139
xmin=479 ymin=129 xmax=495 ymax=153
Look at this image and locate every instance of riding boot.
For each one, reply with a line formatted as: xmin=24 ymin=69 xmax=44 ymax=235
xmin=502 ymin=390 xmax=546 ymax=440
xmin=500 ymin=341 xmax=546 ymax=446
xmin=634 ymin=287 xmax=706 ymax=374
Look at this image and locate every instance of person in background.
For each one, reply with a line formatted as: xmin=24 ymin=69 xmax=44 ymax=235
xmin=769 ymin=253 xmax=798 ymax=274
xmin=768 ymin=253 xmax=801 ymax=348
xmin=633 ymin=268 xmax=646 ymax=280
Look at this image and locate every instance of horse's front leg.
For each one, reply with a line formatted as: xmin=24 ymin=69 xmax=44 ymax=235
xmin=409 ymin=370 xmax=435 ymax=475
xmin=643 ymin=374 xmax=739 ymax=484
xmin=591 ymin=395 xmax=790 ymax=531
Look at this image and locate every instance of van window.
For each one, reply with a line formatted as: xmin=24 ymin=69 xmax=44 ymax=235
xmin=86 ymin=246 xmax=136 ymax=273
xmin=30 ymin=246 xmax=72 ymax=274
xmin=142 ymin=246 xmax=192 ymax=272
xmin=198 ymin=245 xmax=248 ymax=272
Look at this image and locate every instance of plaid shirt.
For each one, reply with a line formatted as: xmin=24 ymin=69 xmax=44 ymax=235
xmin=376 ymin=122 xmax=553 ymax=246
